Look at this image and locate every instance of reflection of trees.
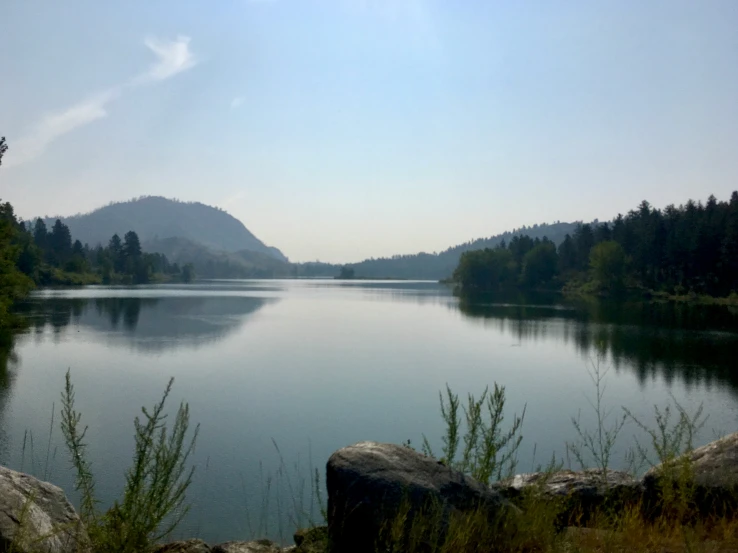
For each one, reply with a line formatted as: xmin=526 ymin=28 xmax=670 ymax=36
xmin=457 ymin=294 xmax=738 ymax=393
xmin=92 ymin=298 xmax=156 ymax=331
xmin=0 ymin=330 xmax=19 ymax=462
xmin=17 ymin=295 xmax=274 ymax=354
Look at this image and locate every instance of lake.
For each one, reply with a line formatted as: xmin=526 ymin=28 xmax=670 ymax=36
xmin=2 ymin=280 xmax=738 ymax=544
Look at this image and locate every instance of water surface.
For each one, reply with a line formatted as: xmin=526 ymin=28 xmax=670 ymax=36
xmin=1 ymin=280 xmax=737 ymax=544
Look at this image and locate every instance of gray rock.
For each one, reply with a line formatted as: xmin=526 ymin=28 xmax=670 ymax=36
xmin=644 ymin=431 xmax=738 ymax=488
xmin=212 ymin=539 xmax=283 ymax=553
xmin=0 ymin=465 xmax=88 ymax=553
xmin=326 ymin=441 xmax=514 ymax=553
xmin=643 ymin=431 xmax=738 ymax=517
xmin=491 ymin=469 xmax=642 ymax=526
xmin=155 ymin=539 xmax=212 ymax=553
xmin=495 ymin=468 xmax=637 ymax=496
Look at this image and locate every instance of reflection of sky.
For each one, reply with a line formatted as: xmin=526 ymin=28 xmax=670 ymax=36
xmin=3 ymin=282 xmax=738 ymax=545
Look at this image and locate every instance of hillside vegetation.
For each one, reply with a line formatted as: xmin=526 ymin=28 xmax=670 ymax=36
xmin=43 ymin=196 xmax=287 ymax=262
xmin=144 ymin=236 xmax=291 ymax=279
xmin=451 ymin=192 xmax=738 ymax=300
xmin=299 ymin=222 xmax=578 ymax=279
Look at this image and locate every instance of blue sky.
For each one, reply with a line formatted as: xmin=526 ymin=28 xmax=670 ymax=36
xmin=1 ymin=1 xmax=737 ymax=263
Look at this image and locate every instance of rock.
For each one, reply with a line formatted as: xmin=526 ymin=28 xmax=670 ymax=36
xmin=155 ymin=539 xmax=212 ymax=553
xmin=491 ymin=469 xmax=642 ymax=526
xmin=0 ymin=465 xmax=89 ymax=553
xmin=643 ymin=431 xmax=738 ymax=517
xmin=326 ymin=441 xmax=514 ymax=553
xmin=293 ymin=526 xmax=327 ymax=552
xmin=212 ymin=539 xmax=283 ymax=553
xmin=645 ymin=431 xmax=738 ymax=488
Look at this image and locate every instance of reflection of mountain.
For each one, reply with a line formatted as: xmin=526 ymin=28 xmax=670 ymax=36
xmin=457 ymin=294 xmax=738 ymax=393
xmin=18 ymin=295 xmax=275 ymax=353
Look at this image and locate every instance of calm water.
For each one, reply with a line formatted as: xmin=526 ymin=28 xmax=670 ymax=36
xmin=2 ymin=280 xmax=738 ymax=544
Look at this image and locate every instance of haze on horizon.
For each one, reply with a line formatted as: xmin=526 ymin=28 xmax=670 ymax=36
xmin=1 ymin=1 xmax=736 ymax=264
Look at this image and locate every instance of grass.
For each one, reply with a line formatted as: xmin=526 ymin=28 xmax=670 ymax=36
xmin=364 ymin=362 xmax=738 ymax=553
xmin=5 ymin=363 xmax=738 ymax=553
xmin=654 ymin=290 xmax=738 ymax=307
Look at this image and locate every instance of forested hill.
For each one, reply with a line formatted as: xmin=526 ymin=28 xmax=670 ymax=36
xmin=299 ymin=221 xmax=579 ymax=279
xmin=42 ymin=197 xmax=287 ymax=262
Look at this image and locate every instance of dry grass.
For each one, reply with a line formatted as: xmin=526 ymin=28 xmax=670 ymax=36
xmin=370 ymin=494 xmax=738 ymax=553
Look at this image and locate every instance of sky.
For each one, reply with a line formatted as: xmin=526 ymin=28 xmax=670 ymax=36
xmin=1 ymin=1 xmax=737 ymax=263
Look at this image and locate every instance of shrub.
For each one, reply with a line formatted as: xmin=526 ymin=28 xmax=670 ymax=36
xmin=60 ymin=370 xmax=199 ymax=553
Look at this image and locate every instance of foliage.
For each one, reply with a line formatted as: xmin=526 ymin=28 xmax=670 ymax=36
xmin=19 ymin=219 xmax=192 ymax=285
xmin=60 ymin=370 xmax=199 ymax=553
xmin=589 ymin=240 xmax=627 ymax=291
xmin=181 ymin=263 xmax=195 ymax=283
xmin=338 ymin=266 xmax=355 ymax=279
xmin=452 ymin=192 xmax=738 ymax=300
xmin=0 ymin=136 xmax=7 ymax=166
xmin=453 ymin=248 xmax=516 ymax=291
xmin=0 ymin=205 xmax=34 ymax=328
xmin=296 ymin=222 xmax=578 ymax=280
xmin=566 ymin=359 xmax=628 ymax=478
xmin=520 ymin=241 xmax=558 ymax=287
xmin=422 ymin=383 xmax=525 ymax=484
xmin=379 ymin=379 xmax=719 ymax=553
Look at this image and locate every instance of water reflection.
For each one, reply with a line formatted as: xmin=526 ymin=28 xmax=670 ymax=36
xmin=457 ymin=294 xmax=738 ymax=393
xmin=0 ymin=330 xmax=20 ymax=460
xmin=16 ymin=295 xmax=276 ymax=353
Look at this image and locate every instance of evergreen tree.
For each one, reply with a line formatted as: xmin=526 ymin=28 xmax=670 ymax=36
xmin=558 ymin=234 xmax=577 ymax=274
xmin=573 ymin=224 xmax=595 ymax=270
xmin=33 ymin=218 xmax=48 ymax=251
xmin=109 ymin=234 xmax=124 ymax=273
xmin=48 ymin=219 xmax=73 ymax=266
xmin=123 ymin=231 xmax=142 ymax=259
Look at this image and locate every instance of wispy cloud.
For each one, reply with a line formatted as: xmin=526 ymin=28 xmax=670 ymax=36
xmin=230 ymin=97 xmax=245 ymax=109
xmin=7 ymin=36 xmax=197 ymax=168
xmin=5 ymin=89 xmax=119 ymax=168
xmin=133 ymin=35 xmax=197 ymax=85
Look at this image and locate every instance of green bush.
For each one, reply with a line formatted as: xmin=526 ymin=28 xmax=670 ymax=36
xmin=60 ymin=370 xmax=199 ymax=553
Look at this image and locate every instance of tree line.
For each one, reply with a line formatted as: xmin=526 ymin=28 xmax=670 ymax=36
xmin=453 ymin=192 xmax=738 ymax=297
xmin=20 ymin=217 xmax=194 ymax=285
xmin=0 ymin=137 xmax=194 ymax=327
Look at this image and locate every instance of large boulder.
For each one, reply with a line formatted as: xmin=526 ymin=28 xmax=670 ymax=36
xmin=211 ymin=540 xmax=283 ymax=553
xmin=0 ymin=465 xmax=88 ymax=553
xmin=491 ymin=469 xmax=642 ymax=526
xmin=326 ymin=442 xmax=514 ymax=553
xmin=642 ymin=431 xmax=738 ymax=517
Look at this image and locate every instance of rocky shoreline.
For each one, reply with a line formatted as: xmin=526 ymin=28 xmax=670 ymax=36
xmin=2 ymin=432 xmax=737 ymax=553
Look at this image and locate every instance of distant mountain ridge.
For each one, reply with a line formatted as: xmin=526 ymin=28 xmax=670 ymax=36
xmin=43 ymin=196 xmax=287 ymax=262
xmin=298 ymin=221 xmax=582 ymax=280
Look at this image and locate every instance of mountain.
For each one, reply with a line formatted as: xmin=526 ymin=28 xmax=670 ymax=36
xmin=298 ymin=221 xmax=580 ymax=280
xmin=144 ymin=237 xmax=292 ymax=278
xmin=43 ymin=196 xmax=287 ymax=262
